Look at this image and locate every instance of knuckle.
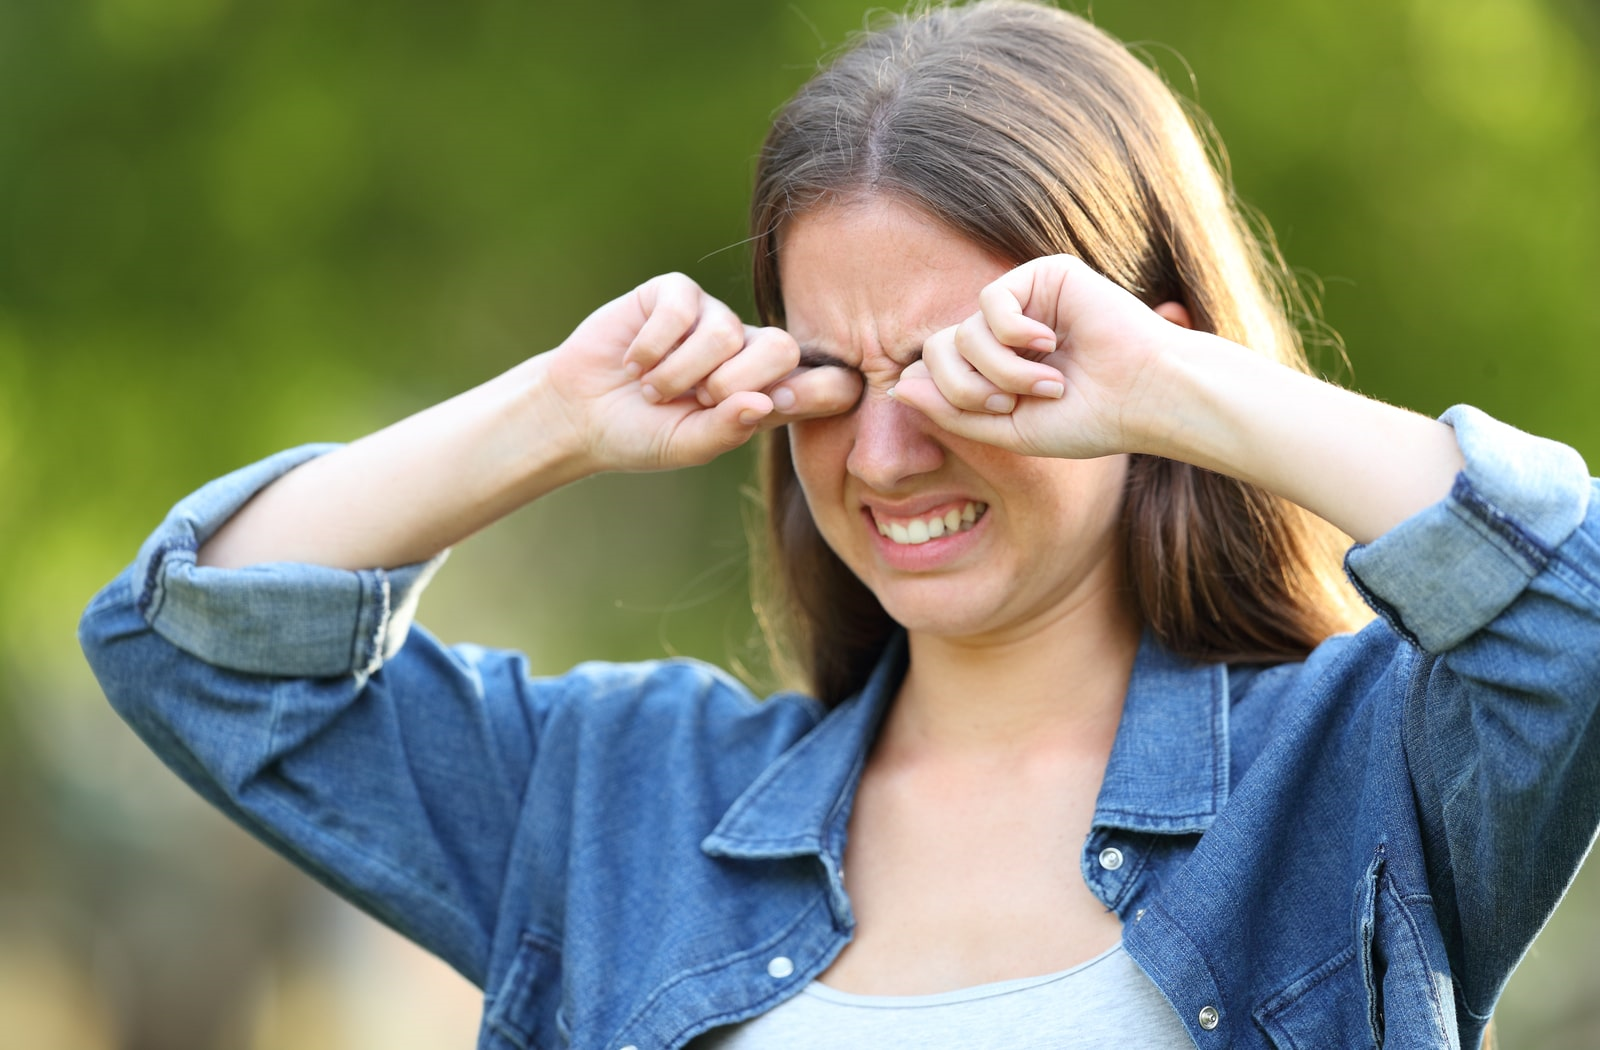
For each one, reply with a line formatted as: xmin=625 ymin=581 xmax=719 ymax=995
xmin=713 ymin=314 xmax=745 ymax=349
xmin=702 ymin=370 xmax=732 ymax=402
xmin=755 ymin=327 xmax=799 ymax=365
xmin=663 ymin=301 xmax=697 ymax=331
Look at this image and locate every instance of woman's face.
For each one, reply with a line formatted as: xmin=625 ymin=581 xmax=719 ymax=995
xmin=781 ymin=198 xmax=1132 ymax=643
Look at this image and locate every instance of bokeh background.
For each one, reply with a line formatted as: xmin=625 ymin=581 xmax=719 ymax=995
xmin=5 ymin=0 xmax=1598 ymax=1045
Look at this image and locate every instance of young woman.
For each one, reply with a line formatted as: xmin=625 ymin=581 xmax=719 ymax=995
xmin=81 ymin=2 xmax=1600 ymax=1047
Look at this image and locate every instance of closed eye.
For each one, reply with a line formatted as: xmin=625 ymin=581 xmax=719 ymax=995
xmin=795 ymin=343 xmax=918 ymax=415
xmin=797 ymin=346 xmax=921 ymax=377
xmin=798 ymin=348 xmax=855 ymax=371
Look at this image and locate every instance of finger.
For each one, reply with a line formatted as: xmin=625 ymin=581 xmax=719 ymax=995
xmin=626 ymin=273 xmax=702 ymax=378
xmin=762 ymin=365 xmax=863 ymax=427
xmin=668 ymin=390 xmax=772 ymax=465
xmin=951 ymin=310 xmax=1067 ymax=399
xmin=700 ymin=326 xmax=801 ymax=405
xmin=921 ymin=324 xmax=1017 ymax=414
xmin=890 ymin=363 xmax=1025 ymax=448
xmin=978 ymin=268 xmax=1062 ymax=354
xmin=639 ymin=298 xmax=747 ymax=404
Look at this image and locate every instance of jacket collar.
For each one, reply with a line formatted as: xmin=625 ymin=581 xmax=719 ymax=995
xmin=1094 ymin=634 xmax=1230 ymax=835
xmin=701 ymin=635 xmax=905 ymax=862
xmin=701 ymin=630 xmax=1228 ymax=862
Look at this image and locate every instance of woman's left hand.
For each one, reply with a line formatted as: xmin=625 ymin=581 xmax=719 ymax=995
xmin=888 ymin=253 xmax=1188 ymax=460
xmin=892 ymin=253 xmax=1466 ymax=545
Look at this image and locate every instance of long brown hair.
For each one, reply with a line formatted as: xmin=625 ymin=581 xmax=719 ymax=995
xmin=750 ymin=0 xmax=1369 ymax=705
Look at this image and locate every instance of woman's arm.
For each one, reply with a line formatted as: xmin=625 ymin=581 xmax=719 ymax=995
xmin=201 ymin=272 xmax=860 ymax=570
xmin=889 ymin=253 xmax=1463 ymax=543
xmin=81 ymin=271 xmax=862 ymax=985
xmin=896 ymin=253 xmax=1600 ymax=1015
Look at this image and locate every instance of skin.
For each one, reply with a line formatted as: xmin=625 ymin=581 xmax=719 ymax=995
xmin=781 ymin=199 xmax=1153 ymax=993
xmin=198 ymin=192 xmax=1465 ymax=998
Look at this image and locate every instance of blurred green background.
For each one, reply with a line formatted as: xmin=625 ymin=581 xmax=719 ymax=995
xmin=5 ymin=0 xmax=1598 ymax=1045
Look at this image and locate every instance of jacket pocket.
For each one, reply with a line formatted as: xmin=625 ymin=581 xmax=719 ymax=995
xmin=1254 ymin=850 xmax=1386 ymax=1050
xmin=484 ymin=931 xmax=566 ymax=1050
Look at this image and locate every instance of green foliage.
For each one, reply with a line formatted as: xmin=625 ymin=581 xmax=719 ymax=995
xmin=3 ymin=0 xmax=1598 ymax=1041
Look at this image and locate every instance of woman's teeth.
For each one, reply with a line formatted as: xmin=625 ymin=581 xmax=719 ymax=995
xmin=875 ymin=502 xmax=987 ymax=545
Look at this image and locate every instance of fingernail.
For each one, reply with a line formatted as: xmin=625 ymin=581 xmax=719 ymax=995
xmin=886 ymin=385 xmax=898 ymax=398
xmin=738 ymin=408 xmax=763 ymax=427
xmin=984 ymin=393 xmax=1016 ymax=413
xmin=624 ymin=360 xmax=642 ymax=380
xmin=640 ymin=384 xmax=661 ymax=403
xmin=1029 ymin=337 xmax=1056 ymax=354
xmin=696 ymin=388 xmax=714 ymax=408
xmin=1032 ymin=380 xmax=1064 ymax=399
xmin=772 ymin=386 xmax=796 ymax=411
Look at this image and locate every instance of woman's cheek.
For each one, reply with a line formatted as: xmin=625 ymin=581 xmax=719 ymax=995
xmin=788 ymin=417 xmax=857 ymax=538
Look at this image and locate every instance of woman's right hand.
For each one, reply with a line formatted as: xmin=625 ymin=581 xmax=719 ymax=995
xmin=541 ymin=273 xmax=861 ymax=473
xmin=199 ymin=273 xmax=861 ymax=571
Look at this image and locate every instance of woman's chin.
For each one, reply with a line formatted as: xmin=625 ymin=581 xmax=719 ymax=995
xmin=873 ymin=584 xmax=1013 ymax=641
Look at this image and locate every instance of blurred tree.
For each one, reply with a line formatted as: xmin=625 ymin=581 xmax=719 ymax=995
xmin=3 ymin=0 xmax=1596 ymax=1046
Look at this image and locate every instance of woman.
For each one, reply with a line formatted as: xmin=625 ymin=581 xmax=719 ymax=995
xmin=80 ymin=1 xmax=1600 ymax=1047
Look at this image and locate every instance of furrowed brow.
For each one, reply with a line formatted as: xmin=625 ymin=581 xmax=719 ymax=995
xmin=797 ymin=344 xmax=922 ymax=372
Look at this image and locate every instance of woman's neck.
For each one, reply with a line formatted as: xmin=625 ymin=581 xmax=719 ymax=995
xmin=885 ymin=577 xmax=1142 ymax=766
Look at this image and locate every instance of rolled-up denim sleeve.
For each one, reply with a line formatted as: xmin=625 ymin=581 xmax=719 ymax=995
xmin=79 ymin=449 xmax=545 ymax=988
xmin=1345 ymin=404 xmax=1591 ymax=651
xmin=130 ymin=444 xmax=446 ymax=676
xmin=1348 ymin=405 xmax=1600 ymax=1018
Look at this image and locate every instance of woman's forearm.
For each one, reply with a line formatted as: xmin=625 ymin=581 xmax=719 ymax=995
xmin=897 ymin=256 xmax=1467 ymax=545
xmin=1137 ymin=332 xmax=1465 ymax=545
xmin=198 ymin=355 xmax=589 ymax=570
xmin=197 ymin=273 xmax=857 ymax=572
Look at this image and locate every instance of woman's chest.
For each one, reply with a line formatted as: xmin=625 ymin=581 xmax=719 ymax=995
xmin=816 ymin=754 xmax=1124 ymax=995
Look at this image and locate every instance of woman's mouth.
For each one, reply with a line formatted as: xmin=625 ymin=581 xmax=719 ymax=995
xmin=870 ymin=501 xmax=988 ymax=545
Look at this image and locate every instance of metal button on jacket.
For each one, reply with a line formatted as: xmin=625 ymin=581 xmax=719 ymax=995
xmin=767 ymin=956 xmax=794 ymax=979
xmin=1198 ymin=1005 xmax=1220 ymax=1030
xmin=1098 ymin=846 xmax=1125 ymax=871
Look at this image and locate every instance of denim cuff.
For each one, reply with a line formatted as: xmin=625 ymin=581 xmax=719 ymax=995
xmin=1345 ymin=405 xmax=1591 ymax=653
xmin=131 ymin=445 xmax=447 ymax=677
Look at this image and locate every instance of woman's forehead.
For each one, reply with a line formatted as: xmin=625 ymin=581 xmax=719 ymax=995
xmin=778 ymin=199 xmax=1010 ymax=366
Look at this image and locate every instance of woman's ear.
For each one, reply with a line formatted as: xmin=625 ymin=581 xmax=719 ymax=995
xmin=1153 ymin=301 xmax=1193 ymax=329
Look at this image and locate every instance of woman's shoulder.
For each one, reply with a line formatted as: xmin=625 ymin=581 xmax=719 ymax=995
xmin=1229 ymin=620 xmax=1413 ymax=703
xmin=448 ymin=644 xmax=830 ymax=755
xmin=1222 ymin=621 xmax=1420 ymax=760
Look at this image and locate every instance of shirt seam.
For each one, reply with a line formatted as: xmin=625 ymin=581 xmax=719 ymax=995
xmin=628 ymin=895 xmax=831 ymax=1048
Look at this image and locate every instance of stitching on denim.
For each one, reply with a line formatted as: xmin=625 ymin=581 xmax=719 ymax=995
xmin=138 ymin=538 xmax=193 ymax=620
xmin=615 ymin=893 xmax=829 ymax=1047
xmin=372 ymin=569 xmax=392 ymax=674
xmin=1102 ymin=835 xmax=1150 ymax=912
xmin=1451 ymin=474 xmax=1552 ymax=568
xmin=1343 ymin=552 xmax=1420 ymax=650
xmin=1256 ymin=943 xmax=1358 ymax=1019
xmin=1092 ymin=805 xmax=1214 ymax=830
xmin=1381 ymin=869 xmax=1454 ymax=1041
xmin=1548 ymin=550 xmax=1600 ymax=607
xmin=346 ymin=571 xmax=367 ymax=674
xmin=1209 ymin=664 xmax=1228 ymax=813
xmin=706 ymin=707 xmax=865 ymax=852
xmin=485 ymin=929 xmax=563 ymax=1049
xmin=1142 ymin=904 xmax=1229 ymax=1035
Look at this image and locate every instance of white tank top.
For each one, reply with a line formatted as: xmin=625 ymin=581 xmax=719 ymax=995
xmin=690 ymin=943 xmax=1195 ymax=1048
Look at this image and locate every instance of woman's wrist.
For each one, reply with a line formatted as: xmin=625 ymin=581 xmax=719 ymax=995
xmin=498 ymin=352 xmax=604 ymax=496
xmin=1123 ymin=330 xmax=1464 ymax=544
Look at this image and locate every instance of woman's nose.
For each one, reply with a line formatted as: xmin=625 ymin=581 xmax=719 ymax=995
xmin=846 ymin=387 xmax=945 ymax=491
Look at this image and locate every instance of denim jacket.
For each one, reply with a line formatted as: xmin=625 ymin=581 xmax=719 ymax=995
xmin=80 ymin=406 xmax=1600 ymax=1049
